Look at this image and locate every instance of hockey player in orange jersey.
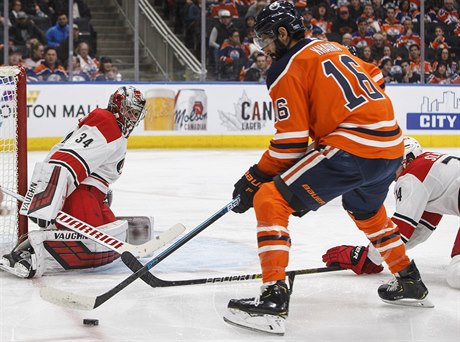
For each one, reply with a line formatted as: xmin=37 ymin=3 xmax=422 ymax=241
xmin=223 ymin=1 xmax=430 ymax=335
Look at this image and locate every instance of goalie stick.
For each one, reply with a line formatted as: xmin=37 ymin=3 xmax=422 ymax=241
xmin=121 ymin=251 xmax=345 ymax=287
xmin=39 ymin=197 xmax=241 ymax=310
xmin=0 ymin=186 xmax=185 ymax=258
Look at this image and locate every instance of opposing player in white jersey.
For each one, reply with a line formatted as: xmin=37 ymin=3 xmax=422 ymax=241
xmin=323 ymin=137 xmax=460 ymax=289
xmin=1 ymin=86 xmax=147 ymax=278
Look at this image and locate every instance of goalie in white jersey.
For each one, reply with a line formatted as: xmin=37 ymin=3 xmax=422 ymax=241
xmin=1 ymin=86 xmax=147 ymax=278
xmin=323 ymin=137 xmax=460 ymax=289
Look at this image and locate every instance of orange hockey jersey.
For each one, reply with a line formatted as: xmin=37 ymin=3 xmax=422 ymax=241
xmin=258 ymin=38 xmax=403 ymax=176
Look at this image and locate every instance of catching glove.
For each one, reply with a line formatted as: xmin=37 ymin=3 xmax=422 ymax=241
xmin=232 ymin=165 xmax=272 ymax=213
xmin=322 ymin=245 xmax=383 ymax=275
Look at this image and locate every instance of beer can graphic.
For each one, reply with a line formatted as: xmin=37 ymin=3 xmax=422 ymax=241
xmin=174 ymin=89 xmax=207 ymax=131
xmin=144 ymin=89 xmax=175 ymax=130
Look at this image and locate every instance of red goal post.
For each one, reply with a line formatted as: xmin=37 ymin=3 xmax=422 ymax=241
xmin=0 ymin=66 xmax=28 ymax=253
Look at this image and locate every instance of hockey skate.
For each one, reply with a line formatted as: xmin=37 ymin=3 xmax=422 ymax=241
xmin=223 ymin=280 xmax=290 ymax=335
xmin=0 ymin=247 xmax=36 ymax=279
xmin=378 ymin=260 xmax=434 ymax=308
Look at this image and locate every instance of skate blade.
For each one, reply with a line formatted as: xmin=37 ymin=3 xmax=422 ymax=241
xmin=0 ymin=262 xmax=29 ymax=278
xmin=381 ymin=298 xmax=435 ymax=308
xmin=223 ymin=308 xmax=285 ymax=335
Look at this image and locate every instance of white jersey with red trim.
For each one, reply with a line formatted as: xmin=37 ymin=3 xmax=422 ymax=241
xmin=45 ymin=108 xmax=126 ymax=195
xmin=391 ymin=152 xmax=459 ymax=245
xmin=367 ymin=151 xmax=459 ymax=265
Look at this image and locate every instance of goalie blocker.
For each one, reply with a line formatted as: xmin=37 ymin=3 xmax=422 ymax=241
xmin=0 ymin=216 xmax=154 ymax=278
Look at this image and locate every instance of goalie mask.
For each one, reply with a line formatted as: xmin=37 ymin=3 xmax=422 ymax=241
xmin=402 ymin=136 xmax=423 ymax=168
xmin=108 ymin=86 xmax=146 ymax=138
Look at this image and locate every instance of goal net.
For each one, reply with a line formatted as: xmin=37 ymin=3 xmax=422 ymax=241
xmin=0 ymin=66 xmax=27 ymax=255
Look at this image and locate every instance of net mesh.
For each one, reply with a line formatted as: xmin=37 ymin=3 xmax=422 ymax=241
xmin=0 ymin=66 xmax=22 ymax=255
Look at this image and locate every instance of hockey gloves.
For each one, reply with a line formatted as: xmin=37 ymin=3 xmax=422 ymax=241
xmin=232 ymin=165 xmax=272 ymax=213
xmin=322 ymin=245 xmax=384 ymax=275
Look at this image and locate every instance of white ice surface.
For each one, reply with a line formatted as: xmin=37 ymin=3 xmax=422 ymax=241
xmin=1 ymin=148 xmax=459 ymax=342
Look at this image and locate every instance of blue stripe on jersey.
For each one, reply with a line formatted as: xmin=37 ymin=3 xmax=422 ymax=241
xmin=270 ymin=141 xmax=310 ymax=149
xmin=257 ymin=235 xmax=291 ymax=243
xmin=266 ymin=38 xmax=315 ymax=89
xmin=340 ymin=126 xmax=401 ymax=137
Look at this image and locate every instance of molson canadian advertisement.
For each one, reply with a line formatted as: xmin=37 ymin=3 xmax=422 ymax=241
xmin=21 ymin=83 xmax=459 ymax=149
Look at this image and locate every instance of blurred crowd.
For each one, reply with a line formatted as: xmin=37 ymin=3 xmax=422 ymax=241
xmin=167 ymin=0 xmax=460 ymax=83
xmin=1 ymin=0 xmax=121 ymax=82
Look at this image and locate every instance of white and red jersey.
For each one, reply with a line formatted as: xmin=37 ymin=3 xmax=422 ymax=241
xmin=45 ymin=108 xmax=126 ymax=195
xmin=392 ymin=152 xmax=460 ymax=248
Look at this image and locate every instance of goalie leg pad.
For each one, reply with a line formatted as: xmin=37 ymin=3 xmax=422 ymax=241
xmin=6 ymin=220 xmax=129 ymax=277
xmin=41 ymin=220 xmax=128 ymax=273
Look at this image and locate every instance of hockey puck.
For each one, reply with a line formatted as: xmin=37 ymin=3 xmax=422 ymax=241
xmin=83 ymin=319 xmax=99 ymax=326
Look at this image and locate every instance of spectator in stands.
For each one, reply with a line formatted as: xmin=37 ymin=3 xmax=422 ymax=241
xmin=45 ymin=12 xmax=69 ymax=48
xmin=331 ymin=6 xmax=357 ymax=35
xmin=352 ymin=17 xmax=374 ymax=48
xmin=7 ymin=50 xmax=23 ymax=66
xmin=33 ymin=0 xmax=57 ymax=23
xmin=241 ymin=28 xmax=258 ymax=61
xmin=395 ymin=18 xmax=421 ymax=50
xmin=218 ymin=28 xmax=247 ymax=81
xmin=360 ymin=3 xmax=381 ymax=34
xmin=371 ymin=32 xmax=385 ymax=61
xmin=360 ymin=45 xmax=377 ymax=64
xmin=209 ymin=9 xmax=235 ymax=71
xmin=184 ymin=0 xmax=201 ymax=57
xmin=400 ymin=59 xmax=420 ymax=83
xmin=427 ymin=61 xmax=450 ymax=84
xmin=381 ymin=5 xmax=404 ymax=43
xmin=9 ymin=0 xmax=23 ymax=26
xmin=9 ymin=11 xmax=45 ymax=47
xmin=241 ymin=14 xmax=256 ymax=41
xmin=311 ymin=2 xmax=332 ymax=34
xmin=381 ymin=44 xmax=395 ymax=61
xmin=210 ymin=0 xmax=239 ymax=18
xmin=371 ymin=0 xmax=386 ymax=22
xmin=395 ymin=0 xmax=413 ymax=24
xmin=429 ymin=25 xmax=450 ymax=50
xmin=23 ymin=38 xmax=44 ymax=68
xmin=437 ymin=0 xmax=459 ymax=27
xmin=56 ymin=23 xmax=82 ymax=65
xmin=67 ymin=55 xmax=90 ymax=82
xmin=302 ymin=8 xmax=321 ymax=38
xmin=408 ymin=43 xmax=433 ymax=78
xmin=348 ymin=0 xmax=364 ymax=22
xmin=432 ymin=47 xmax=458 ymax=76
xmin=34 ymin=46 xmax=67 ymax=81
xmin=67 ymin=0 xmax=92 ymax=19
xmin=246 ymin=0 xmax=268 ymax=19
xmin=75 ymin=41 xmax=98 ymax=79
xmin=341 ymin=32 xmax=353 ymax=47
xmin=241 ymin=52 xmax=269 ymax=82
xmin=95 ymin=56 xmax=117 ymax=81
xmin=380 ymin=56 xmax=396 ymax=83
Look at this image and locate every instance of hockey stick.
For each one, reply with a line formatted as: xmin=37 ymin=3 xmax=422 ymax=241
xmin=39 ymin=197 xmax=240 ymax=310
xmin=0 ymin=186 xmax=185 ymax=258
xmin=121 ymin=251 xmax=345 ymax=287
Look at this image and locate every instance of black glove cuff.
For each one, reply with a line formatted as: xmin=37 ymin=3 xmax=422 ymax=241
xmin=249 ymin=164 xmax=272 ymax=183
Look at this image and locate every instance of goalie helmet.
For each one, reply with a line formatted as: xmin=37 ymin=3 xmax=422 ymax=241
xmin=108 ymin=86 xmax=146 ymax=138
xmin=402 ymin=136 xmax=423 ymax=168
xmin=254 ymin=1 xmax=305 ymax=50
